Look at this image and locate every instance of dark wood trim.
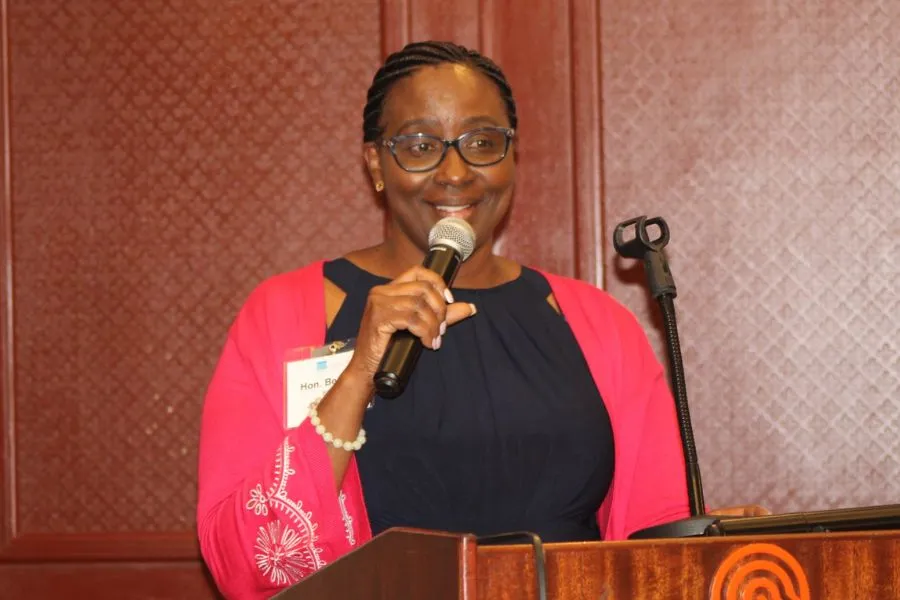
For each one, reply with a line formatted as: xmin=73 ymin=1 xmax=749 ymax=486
xmin=380 ymin=0 xmax=410 ymax=57
xmin=0 ymin=531 xmax=201 ymax=562
xmin=571 ymin=0 xmax=604 ymax=287
xmin=0 ymin=561 xmax=221 ymax=599
xmin=478 ymin=0 xmax=494 ymax=55
xmin=458 ymin=534 xmax=477 ymax=600
xmin=0 ymin=0 xmax=15 ymax=553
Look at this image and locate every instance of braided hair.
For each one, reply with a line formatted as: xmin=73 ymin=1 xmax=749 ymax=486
xmin=362 ymin=41 xmax=517 ymax=143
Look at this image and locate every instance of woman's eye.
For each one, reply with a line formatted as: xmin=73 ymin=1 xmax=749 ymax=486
xmin=400 ymin=139 xmax=439 ymax=156
xmin=465 ymin=136 xmax=494 ymax=150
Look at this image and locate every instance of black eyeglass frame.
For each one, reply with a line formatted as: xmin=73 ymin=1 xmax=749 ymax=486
xmin=378 ymin=126 xmax=516 ymax=173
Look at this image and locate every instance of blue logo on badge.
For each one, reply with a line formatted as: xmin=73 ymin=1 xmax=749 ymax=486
xmin=316 ymin=360 xmax=328 ymax=370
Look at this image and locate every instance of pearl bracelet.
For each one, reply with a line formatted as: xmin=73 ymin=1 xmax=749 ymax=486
xmin=308 ymin=399 xmax=367 ymax=452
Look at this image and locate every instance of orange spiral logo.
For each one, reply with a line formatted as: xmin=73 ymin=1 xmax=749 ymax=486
xmin=709 ymin=543 xmax=811 ymax=600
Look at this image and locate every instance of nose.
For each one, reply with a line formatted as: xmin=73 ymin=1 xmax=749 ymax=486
xmin=434 ymin=145 xmax=473 ymax=186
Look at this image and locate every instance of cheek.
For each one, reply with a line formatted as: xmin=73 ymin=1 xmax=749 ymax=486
xmin=383 ymin=161 xmax=429 ymax=195
xmin=486 ymin=161 xmax=516 ymax=194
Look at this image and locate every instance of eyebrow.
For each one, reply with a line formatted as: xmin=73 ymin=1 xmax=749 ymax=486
xmin=395 ymin=118 xmax=439 ymax=133
xmin=394 ymin=115 xmax=504 ymax=135
xmin=461 ymin=115 xmax=503 ymax=127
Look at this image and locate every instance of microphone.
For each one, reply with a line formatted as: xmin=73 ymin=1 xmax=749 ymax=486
xmin=373 ymin=217 xmax=476 ymax=399
xmin=615 ymin=216 xmax=718 ymax=539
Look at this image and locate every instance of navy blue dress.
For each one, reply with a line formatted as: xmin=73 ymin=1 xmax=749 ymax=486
xmin=324 ymin=259 xmax=614 ymax=542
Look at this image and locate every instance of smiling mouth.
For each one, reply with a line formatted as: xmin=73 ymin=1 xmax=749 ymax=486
xmin=434 ymin=204 xmax=471 ymax=214
xmin=429 ymin=201 xmax=479 ymax=218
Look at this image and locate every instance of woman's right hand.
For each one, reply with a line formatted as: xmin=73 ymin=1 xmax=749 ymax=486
xmin=344 ymin=265 xmax=477 ymax=387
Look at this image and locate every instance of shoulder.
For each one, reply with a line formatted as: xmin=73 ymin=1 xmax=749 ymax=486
xmin=241 ymin=261 xmax=324 ymax=314
xmin=229 ymin=261 xmax=326 ymax=346
xmin=538 ymin=270 xmax=641 ymax=332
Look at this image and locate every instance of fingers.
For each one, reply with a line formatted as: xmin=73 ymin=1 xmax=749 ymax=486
xmin=744 ymin=504 xmax=771 ymax=516
xmin=371 ymin=280 xmax=447 ymax=324
xmin=412 ymin=300 xmax=477 ymax=349
xmin=445 ymin=302 xmax=477 ymax=327
xmin=708 ymin=504 xmax=771 ymax=517
xmin=392 ymin=265 xmax=455 ymax=304
xmin=359 ymin=265 xmax=479 ymax=362
xmin=376 ymin=295 xmax=444 ymax=349
xmin=371 ymin=297 xmax=477 ymax=350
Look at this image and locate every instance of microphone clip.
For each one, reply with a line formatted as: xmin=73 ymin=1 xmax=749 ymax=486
xmin=613 ymin=216 xmax=676 ymax=300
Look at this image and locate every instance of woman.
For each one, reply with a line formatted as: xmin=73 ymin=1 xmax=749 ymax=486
xmin=198 ymin=41 xmax=702 ymax=599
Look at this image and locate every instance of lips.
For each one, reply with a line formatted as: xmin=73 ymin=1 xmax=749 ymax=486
xmin=434 ymin=204 xmax=471 ymax=213
xmin=427 ymin=199 xmax=479 ymax=220
xmin=431 ymin=203 xmax=475 ymax=219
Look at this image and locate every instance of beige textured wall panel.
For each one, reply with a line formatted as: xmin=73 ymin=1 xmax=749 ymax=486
xmin=601 ymin=0 xmax=899 ymax=512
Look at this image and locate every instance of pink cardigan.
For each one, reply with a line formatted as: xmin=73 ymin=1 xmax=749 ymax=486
xmin=197 ymin=261 xmax=689 ymax=599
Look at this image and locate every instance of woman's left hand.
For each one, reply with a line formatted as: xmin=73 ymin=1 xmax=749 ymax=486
xmin=708 ymin=504 xmax=771 ymax=517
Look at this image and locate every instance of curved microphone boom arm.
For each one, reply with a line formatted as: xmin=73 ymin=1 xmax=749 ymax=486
xmin=614 ymin=216 xmax=716 ymax=538
xmin=613 ymin=216 xmax=900 ymax=539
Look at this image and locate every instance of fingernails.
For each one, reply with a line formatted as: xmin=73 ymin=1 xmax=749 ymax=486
xmin=432 ymin=336 xmax=442 ymax=350
xmin=440 ymin=321 xmax=447 ymax=336
xmin=444 ymin=288 xmax=454 ymax=304
xmin=469 ymin=303 xmax=478 ymax=316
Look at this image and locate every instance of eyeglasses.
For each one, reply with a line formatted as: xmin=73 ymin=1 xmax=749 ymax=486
xmin=379 ymin=127 xmax=515 ymax=173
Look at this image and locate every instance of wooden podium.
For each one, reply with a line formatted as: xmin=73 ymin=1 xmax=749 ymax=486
xmin=274 ymin=527 xmax=900 ymax=599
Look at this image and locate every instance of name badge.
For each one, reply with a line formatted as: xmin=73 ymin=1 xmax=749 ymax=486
xmin=284 ymin=340 xmax=355 ymax=429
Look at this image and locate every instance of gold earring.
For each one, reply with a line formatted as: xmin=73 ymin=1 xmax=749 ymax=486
xmin=374 ymin=181 xmax=384 ymax=192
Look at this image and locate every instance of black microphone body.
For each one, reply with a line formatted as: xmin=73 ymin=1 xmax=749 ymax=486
xmin=373 ymin=227 xmax=470 ymax=399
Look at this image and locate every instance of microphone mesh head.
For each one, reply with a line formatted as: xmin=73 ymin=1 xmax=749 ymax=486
xmin=428 ymin=217 xmax=476 ymax=261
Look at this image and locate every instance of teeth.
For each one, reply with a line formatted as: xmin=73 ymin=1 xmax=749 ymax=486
xmin=436 ymin=205 xmax=471 ymax=213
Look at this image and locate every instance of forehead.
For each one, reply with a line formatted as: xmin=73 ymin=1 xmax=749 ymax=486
xmin=380 ymin=63 xmax=509 ymax=131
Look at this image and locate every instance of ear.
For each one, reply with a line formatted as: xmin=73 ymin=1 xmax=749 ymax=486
xmin=363 ymin=143 xmax=384 ymax=188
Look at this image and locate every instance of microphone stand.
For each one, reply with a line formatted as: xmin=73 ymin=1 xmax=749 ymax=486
xmin=614 ymin=216 xmax=900 ymax=539
xmin=614 ymin=216 xmax=717 ymax=538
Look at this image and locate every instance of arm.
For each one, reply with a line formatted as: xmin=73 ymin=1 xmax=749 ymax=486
xmin=196 ymin=292 xmax=369 ymax=599
xmin=543 ymin=273 xmax=692 ymax=539
xmin=617 ymin=316 xmax=692 ymax=538
xmin=197 ymin=264 xmax=476 ymax=598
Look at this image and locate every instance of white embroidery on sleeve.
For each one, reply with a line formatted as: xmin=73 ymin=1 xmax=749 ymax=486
xmin=247 ymin=438 xmax=326 ymax=584
xmin=246 ymin=484 xmax=268 ymax=516
xmin=254 ymin=521 xmax=310 ymax=585
xmin=338 ymin=490 xmax=355 ymax=547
